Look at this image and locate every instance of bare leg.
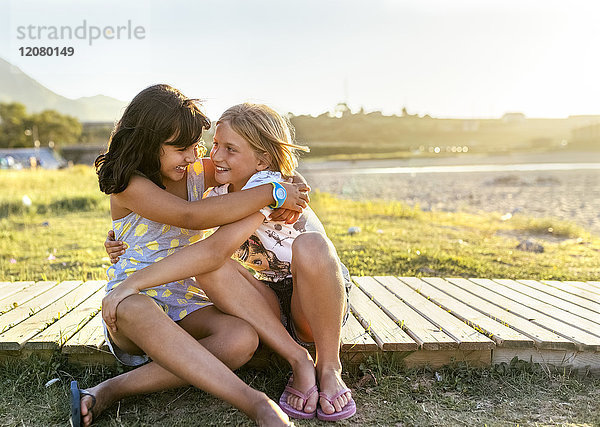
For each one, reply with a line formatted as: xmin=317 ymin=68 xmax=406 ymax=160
xmin=82 ymin=295 xmax=289 ymax=426
xmin=290 ymin=232 xmax=351 ymax=415
xmin=196 ymin=260 xmax=319 ymax=414
xmin=80 ymin=305 xmax=259 ymax=426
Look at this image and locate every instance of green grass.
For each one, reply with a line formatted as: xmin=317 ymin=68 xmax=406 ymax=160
xmin=314 ymin=192 xmax=599 ymax=281
xmin=1 ymin=355 xmax=598 ymax=426
xmin=0 ymin=166 xmax=112 ymax=282
xmin=1 ymin=167 xmax=599 ymax=282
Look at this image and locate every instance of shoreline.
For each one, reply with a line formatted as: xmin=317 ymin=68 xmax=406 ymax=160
xmin=300 ymin=162 xmax=600 ymax=176
xmin=300 ymin=161 xmax=600 ymax=235
xmin=299 ymin=150 xmax=600 ymax=172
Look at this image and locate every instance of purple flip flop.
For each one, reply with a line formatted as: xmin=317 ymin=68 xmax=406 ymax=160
xmin=278 ymin=376 xmax=318 ymax=419
xmin=316 ymin=388 xmax=356 ymax=421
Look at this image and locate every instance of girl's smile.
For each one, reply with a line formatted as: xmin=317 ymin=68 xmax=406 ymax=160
xmin=160 ymin=142 xmax=200 ymax=183
xmin=211 ymin=121 xmax=268 ymax=192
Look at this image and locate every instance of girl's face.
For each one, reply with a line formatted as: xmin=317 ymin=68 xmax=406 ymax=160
xmin=211 ymin=121 xmax=268 ymax=191
xmin=159 ymin=139 xmax=200 ymax=183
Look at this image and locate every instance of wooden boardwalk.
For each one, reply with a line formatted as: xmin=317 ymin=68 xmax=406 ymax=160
xmin=1 ymin=277 xmax=599 ymax=372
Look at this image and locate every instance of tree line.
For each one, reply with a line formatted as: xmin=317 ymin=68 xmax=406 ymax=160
xmin=0 ymin=102 xmax=81 ymax=148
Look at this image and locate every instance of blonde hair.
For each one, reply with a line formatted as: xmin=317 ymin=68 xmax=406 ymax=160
xmin=218 ymin=103 xmax=309 ymax=178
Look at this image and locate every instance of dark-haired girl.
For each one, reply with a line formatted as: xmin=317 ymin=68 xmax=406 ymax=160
xmin=73 ymin=84 xmax=308 ymax=427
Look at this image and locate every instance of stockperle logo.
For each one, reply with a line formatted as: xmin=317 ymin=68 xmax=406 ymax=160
xmin=16 ymin=20 xmax=147 ymax=46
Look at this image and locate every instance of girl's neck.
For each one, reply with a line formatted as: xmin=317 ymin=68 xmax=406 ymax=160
xmin=228 ymin=180 xmax=248 ymax=193
xmin=228 ymin=169 xmax=274 ymax=193
xmin=162 ymin=173 xmax=188 ymax=200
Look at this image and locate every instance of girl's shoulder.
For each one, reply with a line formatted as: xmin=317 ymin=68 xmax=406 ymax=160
xmin=241 ymin=171 xmax=282 ymax=191
xmin=110 ymin=192 xmax=133 ymax=221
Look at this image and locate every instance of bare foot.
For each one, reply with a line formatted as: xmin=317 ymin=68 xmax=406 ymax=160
xmin=255 ymin=398 xmax=293 ymax=426
xmin=286 ymin=351 xmax=318 ymax=414
xmin=316 ymin=366 xmax=351 ymax=415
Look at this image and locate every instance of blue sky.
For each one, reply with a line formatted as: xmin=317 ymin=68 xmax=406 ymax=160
xmin=2 ymin=0 xmax=599 ymax=120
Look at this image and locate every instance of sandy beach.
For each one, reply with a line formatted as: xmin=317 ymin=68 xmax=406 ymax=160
xmin=299 ymin=150 xmax=600 ymax=235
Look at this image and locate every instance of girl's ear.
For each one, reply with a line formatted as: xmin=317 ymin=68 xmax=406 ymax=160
xmin=256 ymin=151 xmax=272 ymax=171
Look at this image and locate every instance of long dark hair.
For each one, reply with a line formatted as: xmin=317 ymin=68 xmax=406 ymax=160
xmin=95 ymin=84 xmax=210 ymax=194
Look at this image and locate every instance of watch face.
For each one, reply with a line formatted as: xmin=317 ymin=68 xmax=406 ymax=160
xmin=276 ymin=187 xmax=286 ymax=200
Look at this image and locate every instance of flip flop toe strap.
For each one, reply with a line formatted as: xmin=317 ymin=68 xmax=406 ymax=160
xmin=284 ymin=384 xmax=318 ymax=405
xmin=80 ymin=390 xmax=97 ymax=415
xmin=318 ymin=387 xmax=352 ymax=405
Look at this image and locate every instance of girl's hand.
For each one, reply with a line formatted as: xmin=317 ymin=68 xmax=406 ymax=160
xmin=280 ymin=182 xmax=310 ymax=212
xmin=102 ymin=283 xmax=139 ymax=333
xmin=105 ymin=230 xmax=126 ymax=264
xmin=269 ymin=208 xmax=301 ymax=224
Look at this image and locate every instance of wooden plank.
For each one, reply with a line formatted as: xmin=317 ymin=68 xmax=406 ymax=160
xmin=26 ymin=283 xmax=105 ymax=350
xmin=404 ymin=349 xmax=491 ymax=369
xmin=542 ymin=280 xmax=600 ymax=305
xmin=349 ymin=282 xmax=417 ymax=351
xmin=476 ymin=279 xmax=600 ymax=335
xmin=0 ymin=280 xmax=83 ymax=333
xmin=340 ymin=312 xmax=379 ymax=352
xmin=0 ymin=281 xmax=29 ymax=295
xmin=473 ymin=279 xmax=600 ymax=338
xmin=354 ymin=276 xmax=457 ymax=350
xmin=587 ymin=281 xmax=600 ymax=291
xmin=398 ymin=276 xmax=533 ymax=348
xmin=493 ymin=347 xmax=600 ymax=373
xmin=65 ymin=350 xmax=118 ymax=366
xmin=0 ymin=281 xmax=58 ymax=314
xmin=518 ymin=279 xmax=600 ymax=315
xmin=62 ymin=311 xmax=106 ymax=354
xmin=453 ymin=278 xmax=600 ymax=351
xmin=494 ymin=279 xmax=600 ymax=326
xmin=520 ymin=280 xmax=600 ymax=313
xmin=421 ymin=277 xmax=574 ymax=350
xmin=375 ymin=276 xmax=494 ymax=351
xmin=0 ymin=281 xmax=35 ymax=303
xmin=564 ymin=281 xmax=600 ymax=297
xmin=0 ymin=281 xmax=102 ymax=351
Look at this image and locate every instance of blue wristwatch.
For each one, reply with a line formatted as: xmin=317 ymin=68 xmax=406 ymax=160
xmin=269 ymin=182 xmax=287 ymax=209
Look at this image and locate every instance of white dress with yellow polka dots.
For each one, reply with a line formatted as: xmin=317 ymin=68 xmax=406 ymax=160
xmin=104 ymin=160 xmax=210 ymax=365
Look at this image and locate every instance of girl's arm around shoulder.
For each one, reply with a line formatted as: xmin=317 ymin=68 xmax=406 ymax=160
xmin=114 ymin=174 xmax=309 ymax=230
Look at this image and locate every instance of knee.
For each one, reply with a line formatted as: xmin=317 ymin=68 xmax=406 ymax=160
xmin=235 ymin=319 xmax=259 ymax=352
xmin=224 ymin=319 xmax=259 ymax=367
xmin=292 ymin=232 xmax=336 ymax=268
xmin=114 ymin=293 xmax=152 ymax=327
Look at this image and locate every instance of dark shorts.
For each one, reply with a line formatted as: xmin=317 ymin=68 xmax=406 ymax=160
xmin=262 ymin=276 xmax=352 ymax=347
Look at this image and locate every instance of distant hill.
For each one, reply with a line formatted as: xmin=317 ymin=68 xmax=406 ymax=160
xmin=289 ymin=109 xmax=600 ymax=159
xmin=0 ymin=58 xmax=126 ymax=122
